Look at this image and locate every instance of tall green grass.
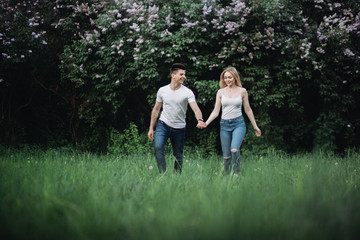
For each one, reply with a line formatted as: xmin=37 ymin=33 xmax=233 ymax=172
xmin=1 ymin=148 xmax=359 ymax=240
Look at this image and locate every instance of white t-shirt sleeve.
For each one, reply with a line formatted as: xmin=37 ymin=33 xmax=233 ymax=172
xmin=187 ymin=89 xmax=196 ymax=103
xmin=156 ymin=88 xmax=163 ymax=102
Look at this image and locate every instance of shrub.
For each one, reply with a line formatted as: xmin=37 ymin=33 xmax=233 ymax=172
xmin=107 ymin=122 xmax=152 ymax=155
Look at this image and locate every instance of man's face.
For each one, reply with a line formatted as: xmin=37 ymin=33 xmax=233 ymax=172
xmin=172 ymin=69 xmax=186 ymax=84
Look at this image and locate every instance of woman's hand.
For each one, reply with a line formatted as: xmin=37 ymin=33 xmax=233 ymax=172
xmin=254 ymin=127 xmax=261 ymax=137
xmin=197 ymin=121 xmax=207 ymax=129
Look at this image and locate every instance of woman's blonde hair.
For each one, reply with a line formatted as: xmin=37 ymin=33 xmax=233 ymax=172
xmin=219 ymin=67 xmax=242 ymax=88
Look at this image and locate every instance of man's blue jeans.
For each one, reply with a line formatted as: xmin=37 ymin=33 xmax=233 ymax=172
xmin=220 ymin=115 xmax=246 ymax=174
xmin=154 ymin=120 xmax=186 ymax=173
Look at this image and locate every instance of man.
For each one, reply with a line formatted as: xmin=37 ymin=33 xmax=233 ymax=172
xmin=147 ymin=63 xmax=206 ymax=173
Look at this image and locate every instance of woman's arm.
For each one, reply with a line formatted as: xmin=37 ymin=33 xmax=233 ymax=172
xmin=205 ymin=89 xmax=223 ymax=127
xmin=242 ymin=89 xmax=261 ymax=136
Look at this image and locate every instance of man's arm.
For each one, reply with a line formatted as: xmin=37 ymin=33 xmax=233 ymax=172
xmin=148 ymin=101 xmax=162 ymax=141
xmin=189 ymin=101 xmax=205 ymax=127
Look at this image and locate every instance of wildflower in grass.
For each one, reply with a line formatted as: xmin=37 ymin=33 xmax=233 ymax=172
xmin=149 ymin=165 xmax=153 ymax=170
xmin=335 ymin=162 xmax=339 ymax=166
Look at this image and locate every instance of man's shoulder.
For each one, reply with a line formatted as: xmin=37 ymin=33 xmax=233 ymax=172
xmin=180 ymin=85 xmax=194 ymax=94
xmin=158 ymin=84 xmax=170 ymax=93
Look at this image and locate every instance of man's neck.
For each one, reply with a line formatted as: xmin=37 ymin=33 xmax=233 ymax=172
xmin=170 ymin=82 xmax=181 ymax=91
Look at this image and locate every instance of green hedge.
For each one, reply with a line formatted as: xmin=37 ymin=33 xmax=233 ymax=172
xmin=1 ymin=0 xmax=359 ymax=153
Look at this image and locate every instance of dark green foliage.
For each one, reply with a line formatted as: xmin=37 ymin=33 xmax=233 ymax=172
xmin=1 ymin=0 xmax=359 ymax=153
xmin=107 ymin=122 xmax=152 ymax=155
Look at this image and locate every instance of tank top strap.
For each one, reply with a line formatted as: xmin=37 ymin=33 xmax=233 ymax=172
xmin=221 ymin=88 xmax=226 ymax=96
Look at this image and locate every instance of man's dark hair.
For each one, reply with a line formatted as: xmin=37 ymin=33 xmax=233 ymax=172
xmin=170 ymin=63 xmax=186 ymax=74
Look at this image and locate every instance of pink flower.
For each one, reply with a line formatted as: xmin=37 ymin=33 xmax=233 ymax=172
xmin=344 ymin=48 xmax=355 ymax=57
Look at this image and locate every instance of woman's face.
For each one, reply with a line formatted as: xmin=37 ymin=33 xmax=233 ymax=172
xmin=223 ymin=71 xmax=234 ymax=87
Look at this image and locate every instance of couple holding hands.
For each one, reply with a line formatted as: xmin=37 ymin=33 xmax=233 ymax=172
xmin=148 ymin=63 xmax=261 ymax=175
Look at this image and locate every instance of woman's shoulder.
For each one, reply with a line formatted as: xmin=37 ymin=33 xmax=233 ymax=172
xmin=217 ymin=88 xmax=225 ymax=96
xmin=216 ymin=88 xmax=224 ymax=93
xmin=239 ymin=87 xmax=248 ymax=97
xmin=239 ymin=87 xmax=247 ymax=93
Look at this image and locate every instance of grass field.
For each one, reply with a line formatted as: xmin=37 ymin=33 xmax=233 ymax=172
xmin=0 ymin=148 xmax=359 ymax=240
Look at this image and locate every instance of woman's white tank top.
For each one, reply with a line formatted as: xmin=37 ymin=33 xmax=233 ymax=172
xmin=221 ymin=93 xmax=243 ymax=120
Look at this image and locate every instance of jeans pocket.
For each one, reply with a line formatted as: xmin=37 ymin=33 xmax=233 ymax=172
xmin=235 ymin=116 xmax=244 ymax=124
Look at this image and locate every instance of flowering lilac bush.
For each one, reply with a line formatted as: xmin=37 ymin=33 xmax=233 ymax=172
xmin=1 ymin=0 xmax=359 ymax=152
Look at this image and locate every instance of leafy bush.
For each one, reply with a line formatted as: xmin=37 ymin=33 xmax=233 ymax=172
xmin=107 ymin=122 xmax=152 ymax=155
xmin=1 ymin=0 xmax=359 ymax=153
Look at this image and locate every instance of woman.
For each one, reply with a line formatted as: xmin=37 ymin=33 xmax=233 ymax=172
xmin=201 ymin=67 xmax=261 ymax=175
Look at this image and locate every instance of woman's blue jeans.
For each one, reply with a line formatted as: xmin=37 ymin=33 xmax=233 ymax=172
xmin=220 ymin=115 xmax=246 ymax=174
xmin=154 ymin=120 xmax=186 ymax=173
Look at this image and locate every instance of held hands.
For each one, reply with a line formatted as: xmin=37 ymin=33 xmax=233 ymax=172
xmin=197 ymin=121 xmax=207 ymax=129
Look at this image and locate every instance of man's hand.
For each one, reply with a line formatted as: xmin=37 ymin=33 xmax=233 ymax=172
xmin=196 ymin=121 xmax=207 ymax=129
xmin=148 ymin=129 xmax=154 ymax=141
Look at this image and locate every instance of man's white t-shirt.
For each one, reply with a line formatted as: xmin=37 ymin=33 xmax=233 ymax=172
xmin=156 ymin=84 xmax=196 ymax=129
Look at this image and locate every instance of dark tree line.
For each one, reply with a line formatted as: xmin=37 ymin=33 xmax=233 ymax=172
xmin=1 ymin=0 xmax=359 ymax=153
